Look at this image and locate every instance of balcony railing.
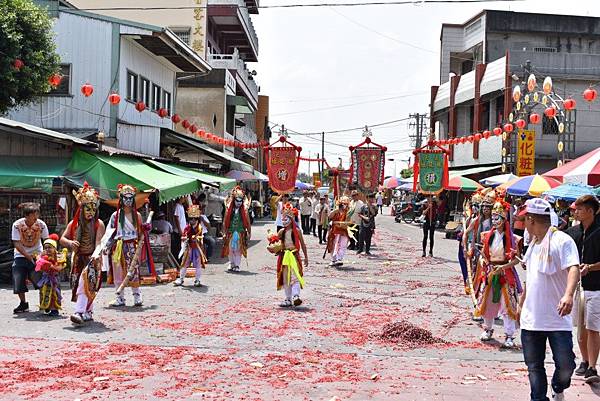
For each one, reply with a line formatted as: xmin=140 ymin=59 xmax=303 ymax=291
xmin=207 ymin=0 xmax=259 ymax=58
xmin=209 ymin=50 xmax=259 ymax=105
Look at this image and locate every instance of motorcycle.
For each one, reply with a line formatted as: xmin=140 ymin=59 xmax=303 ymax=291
xmin=395 ymin=201 xmax=419 ymax=224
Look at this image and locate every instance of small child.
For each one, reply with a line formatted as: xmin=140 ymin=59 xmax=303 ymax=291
xmin=174 ymin=205 xmax=207 ymax=287
xmin=36 ymin=234 xmax=67 ymax=316
xmin=274 ymin=203 xmax=308 ymax=307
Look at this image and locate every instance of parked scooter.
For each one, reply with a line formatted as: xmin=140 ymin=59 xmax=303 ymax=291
xmin=395 ymin=201 xmax=419 ymax=223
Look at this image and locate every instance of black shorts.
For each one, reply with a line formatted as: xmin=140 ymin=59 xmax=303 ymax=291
xmin=12 ymin=257 xmax=41 ymax=294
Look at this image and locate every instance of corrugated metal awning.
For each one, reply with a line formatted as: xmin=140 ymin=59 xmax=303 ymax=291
xmin=449 ymin=164 xmax=502 ymax=176
xmin=454 ymin=69 xmax=476 ymax=105
xmin=480 ymin=56 xmax=506 ymax=96
xmin=0 ymin=117 xmax=97 ymax=147
xmin=433 ymin=81 xmax=451 ymax=112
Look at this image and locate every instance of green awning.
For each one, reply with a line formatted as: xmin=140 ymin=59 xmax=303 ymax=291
xmin=0 ymin=156 xmax=69 ymax=193
xmin=145 ymin=160 xmax=236 ymax=191
xmin=227 ymin=95 xmax=253 ymax=114
xmin=66 ymin=149 xmax=202 ymax=204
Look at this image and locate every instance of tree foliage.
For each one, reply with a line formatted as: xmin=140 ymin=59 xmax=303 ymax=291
xmin=0 ymin=0 xmax=60 ymax=115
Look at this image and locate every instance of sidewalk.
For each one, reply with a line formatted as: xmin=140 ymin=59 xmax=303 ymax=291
xmin=0 ymin=215 xmax=596 ymax=400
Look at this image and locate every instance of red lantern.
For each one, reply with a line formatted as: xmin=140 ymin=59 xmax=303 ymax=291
xmin=466 ymin=135 xmax=474 ymax=143
xmin=81 ymin=83 xmax=94 ymax=97
xmin=583 ymin=88 xmax=597 ymax=102
xmin=135 ymin=101 xmax=146 ymax=112
xmin=515 ymin=119 xmax=526 ymax=129
xmin=279 ymin=136 xmax=286 ymax=143
xmin=13 ymin=59 xmax=24 ymax=70
xmin=529 ymin=113 xmax=541 ymax=124
xmin=182 ymin=120 xmax=190 ymax=129
xmin=503 ymin=123 xmax=514 ymax=132
xmin=459 ymin=137 xmax=467 ymax=144
xmin=108 ymin=93 xmax=121 ymax=105
xmin=157 ymin=108 xmax=168 ymax=118
xmin=544 ymin=106 xmax=557 ymax=118
xmin=482 ymin=130 xmax=491 ymax=139
xmin=171 ymin=114 xmax=181 ymax=124
xmin=563 ymin=98 xmax=576 ymax=110
xmin=493 ymin=127 xmax=502 ymax=136
xmin=189 ymin=124 xmax=197 ymax=133
xmin=48 ymin=74 xmax=62 ymax=88
xmin=474 ymin=133 xmax=482 ymax=142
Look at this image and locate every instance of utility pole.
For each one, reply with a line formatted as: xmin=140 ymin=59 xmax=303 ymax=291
xmin=321 ymin=131 xmax=325 ymax=180
xmin=408 ymin=113 xmax=428 ymax=149
xmin=317 ymin=152 xmax=321 ymax=184
xmin=308 ymin=150 xmax=311 ymax=176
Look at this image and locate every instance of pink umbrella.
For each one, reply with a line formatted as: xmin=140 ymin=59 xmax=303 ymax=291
xmin=544 ymin=148 xmax=600 ymax=186
xmin=225 ymin=170 xmax=257 ymax=181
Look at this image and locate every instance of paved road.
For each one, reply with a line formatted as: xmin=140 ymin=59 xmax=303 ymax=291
xmin=0 ymin=208 xmax=596 ymax=400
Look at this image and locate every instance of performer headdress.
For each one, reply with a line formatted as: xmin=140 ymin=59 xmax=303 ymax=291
xmin=117 ymin=184 xmax=137 ymax=197
xmin=336 ymin=196 xmax=351 ymax=206
xmin=43 ymin=233 xmax=60 ymax=249
xmin=187 ymin=204 xmax=201 ymax=218
xmin=282 ymin=202 xmax=299 ymax=218
xmin=481 ymin=188 xmax=496 ymax=207
xmin=73 ymin=182 xmax=99 ymax=205
xmin=492 ymin=199 xmax=510 ymax=219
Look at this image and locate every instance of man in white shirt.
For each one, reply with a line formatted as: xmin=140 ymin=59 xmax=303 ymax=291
xmin=275 ymin=193 xmax=290 ymax=231
xmin=299 ymin=192 xmax=313 ymax=235
xmin=347 ymin=190 xmax=364 ymax=250
xmin=199 ymin=204 xmax=215 ymax=259
xmin=519 ymin=198 xmax=580 ymax=401
xmin=310 ymin=192 xmax=319 ymax=237
xmin=172 ymin=197 xmax=187 ymax=260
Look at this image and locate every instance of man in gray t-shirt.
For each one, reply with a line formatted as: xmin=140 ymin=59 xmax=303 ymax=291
xmin=11 ymin=202 xmax=49 ymax=313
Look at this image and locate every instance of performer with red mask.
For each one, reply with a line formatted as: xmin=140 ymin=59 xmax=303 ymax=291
xmin=222 ymin=186 xmax=251 ymax=272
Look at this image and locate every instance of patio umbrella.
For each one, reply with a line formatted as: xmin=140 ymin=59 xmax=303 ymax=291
xmin=225 ymin=170 xmax=257 ymax=181
xmin=542 ymin=182 xmax=596 ymax=202
xmin=383 ymin=176 xmax=411 ymax=189
xmin=396 ymin=182 xmax=415 ymax=191
xmin=479 ymin=173 xmax=518 ymax=188
xmin=446 ymin=175 xmax=483 ymax=192
xmin=295 ymin=181 xmax=313 ymax=190
xmin=500 ymin=174 xmax=562 ymax=197
xmin=544 ymin=147 xmax=600 ymax=186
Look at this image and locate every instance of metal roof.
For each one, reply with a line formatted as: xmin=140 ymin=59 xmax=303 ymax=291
xmin=0 ymin=117 xmax=97 ymax=147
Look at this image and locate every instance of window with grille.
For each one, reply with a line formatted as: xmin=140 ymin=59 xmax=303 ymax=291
xmin=534 ymin=47 xmax=557 ymax=53
xmin=140 ymin=77 xmax=150 ymax=106
xmin=163 ymin=91 xmax=172 ymax=115
xmin=126 ymin=70 xmax=138 ymax=101
xmin=542 ymin=114 xmax=559 ymax=135
xmin=171 ymin=28 xmax=191 ymax=45
xmin=48 ymin=64 xmax=71 ymax=96
xmin=152 ymin=83 xmax=162 ymax=111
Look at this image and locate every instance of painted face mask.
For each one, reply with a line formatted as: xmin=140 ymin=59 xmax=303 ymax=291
xmin=189 ymin=217 xmax=199 ymax=228
xmin=282 ymin=215 xmax=292 ymax=227
xmin=492 ymin=213 xmax=504 ymax=228
xmin=234 ymin=198 xmax=243 ymax=208
xmin=121 ymin=194 xmax=135 ymax=208
xmin=482 ymin=206 xmax=491 ymax=215
xmin=471 ymin=205 xmax=480 ymax=214
xmin=83 ymin=202 xmax=97 ymax=220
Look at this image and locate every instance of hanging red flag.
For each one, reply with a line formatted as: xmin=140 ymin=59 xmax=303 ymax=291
xmin=348 ymin=136 xmax=387 ymax=192
xmin=266 ymin=136 xmax=302 ymax=194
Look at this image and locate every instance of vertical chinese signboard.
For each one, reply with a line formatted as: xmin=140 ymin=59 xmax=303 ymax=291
xmin=517 ymin=130 xmax=535 ymax=176
xmin=412 ymin=148 xmax=449 ymax=196
xmin=267 ymin=146 xmax=301 ymax=194
xmin=191 ymin=0 xmax=206 ymax=58
xmin=349 ymin=148 xmax=385 ymax=192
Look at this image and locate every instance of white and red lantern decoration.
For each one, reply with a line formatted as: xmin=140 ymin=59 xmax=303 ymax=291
xmin=527 ymin=74 xmax=537 ymax=92
xmin=543 ymin=76 xmax=553 ymax=95
xmin=81 ymin=83 xmax=94 ymax=97
xmin=512 ymin=85 xmax=522 ymax=102
xmin=108 ymin=93 xmax=121 ymax=105
xmin=135 ymin=101 xmax=146 ymax=112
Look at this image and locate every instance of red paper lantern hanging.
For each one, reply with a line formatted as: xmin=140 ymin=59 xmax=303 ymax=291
xmin=81 ymin=83 xmax=94 ymax=97
xmin=563 ymin=98 xmax=576 ymax=110
xmin=171 ymin=114 xmax=181 ymax=124
xmin=13 ymin=59 xmax=24 ymax=70
xmin=544 ymin=106 xmax=557 ymax=118
xmin=108 ymin=93 xmax=121 ymax=105
xmin=157 ymin=108 xmax=168 ymax=118
xmin=466 ymin=135 xmax=474 ymax=143
xmin=459 ymin=137 xmax=467 ymax=144
xmin=189 ymin=124 xmax=197 ymax=133
xmin=182 ymin=120 xmax=190 ymax=129
xmin=199 ymin=130 xmax=206 ymax=138
xmin=529 ymin=113 xmax=541 ymax=124
xmin=515 ymin=119 xmax=526 ymax=129
xmin=503 ymin=123 xmax=514 ymax=133
xmin=583 ymin=88 xmax=597 ymax=102
xmin=482 ymin=130 xmax=491 ymax=139
xmin=493 ymin=127 xmax=502 ymax=136
xmin=135 ymin=101 xmax=146 ymax=112
xmin=474 ymin=133 xmax=482 ymax=142
xmin=48 ymin=74 xmax=62 ymax=88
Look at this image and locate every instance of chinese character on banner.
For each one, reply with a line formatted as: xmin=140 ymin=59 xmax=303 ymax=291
xmin=412 ymin=149 xmax=449 ymax=195
xmin=517 ymin=130 xmax=536 ymax=176
xmin=267 ymin=140 xmax=301 ymax=194
xmin=348 ymin=137 xmax=387 ymax=192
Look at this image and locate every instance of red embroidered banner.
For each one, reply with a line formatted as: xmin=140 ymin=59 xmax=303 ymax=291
xmin=267 ymin=146 xmax=300 ymax=194
xmin=350 ymin=148 xmax=385 ymax=191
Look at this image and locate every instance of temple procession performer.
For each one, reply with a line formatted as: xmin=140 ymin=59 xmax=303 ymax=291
xmin=60 ymin=182 xmax=106 ymax=324
xmin=36 ymin=234 xmax=68 ymax=316
xmin=174 ymin=205 xmax=207 ymax=287
xmin=222 ymin=186 xmax=252 ymax=272
xmin=474 ymin=199 xmax=523 ymax=348
xmin=462 ymin=192 xmax=483 ymax=294
xmin=326 ymin=196 xmax=355 ymax=267
xmin=275 ymin=203 xmax=308 ymax=307
xmin=107 ymin=184 xmax=144 ymax=307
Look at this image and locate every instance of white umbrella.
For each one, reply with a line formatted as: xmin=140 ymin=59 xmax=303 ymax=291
xmin=479 ymin=173 xmax=518 ymax=188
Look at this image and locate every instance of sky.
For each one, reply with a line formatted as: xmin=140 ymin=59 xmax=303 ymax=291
xmin=250 ymin=0 xmax=599 ymax=178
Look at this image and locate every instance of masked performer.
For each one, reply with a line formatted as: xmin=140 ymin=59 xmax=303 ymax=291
xmin=60 ymin=183 xmax=106 ymax=324
xmin=107 ymin=184 xmax=144 ymax=307
xmin=274 ymin=203 xmax=308 ymax=307
xmin=326 ymin=196 xmax=355 ymax=267
xmin=474 ymin=199 xmax=522 ymax=348
xmin=36 ymin=234 xmax=68 ymax=316
xmin=222 ymin=186 xmax=251 ymax=272
xmin=174 ymin=204 xmax=207 ymax=287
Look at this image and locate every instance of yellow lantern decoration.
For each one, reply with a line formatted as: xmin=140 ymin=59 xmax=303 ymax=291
xmin=502 ymin=147 xmax=507 ymax=157
xmin=557 ymin=160 xmax=563 ymax=167
xmin=558 ymin=141 xmax=564 ymax=152
xmin=533 ymin=92 xmax=540 ymax=102
xmin=524 ymin=94 xmax=530 ymax=104
xmin=509 ymin=112 xmax=514 ymax=122
xmin=543 ymin=76 xmax=553 ymax=95
xmin=502 ymin=132 xmax=507 ymax=141
xmin=502 ymin=163 xmax=507 ymax=173
xmin=558 ymin=122 xmax=565 ymax=133
xmin=516 ymin=102 xmax=521 ymax=111
xmin=527 ymin=74 xmax=537 ymax=92
xmin=542 ymin=95 xmax=548 ymax=106
xmin=512 ymin=85 xmax=522 ymax=102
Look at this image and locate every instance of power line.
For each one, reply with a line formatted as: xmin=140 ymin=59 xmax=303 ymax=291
xmin=269 ymin=116 xmax=412 ymax=136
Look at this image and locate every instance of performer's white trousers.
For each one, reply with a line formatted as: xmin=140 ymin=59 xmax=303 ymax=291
xmin=229 ymin=248 xmax=242 ymax=267
xmin=114 ymin=278 xmax=141 ymax=297
xmin=332 ymin=234 xmax=348 ymax=262
xmin=282 ymin=266 xmax=301 ymax=299
xmin=482 ymin=293 xmax=516 ymax=337
xmin=179 ymin=265 xmax=202 ymax=281
xmin=74 ymin=275 xmax=91 ymax=314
